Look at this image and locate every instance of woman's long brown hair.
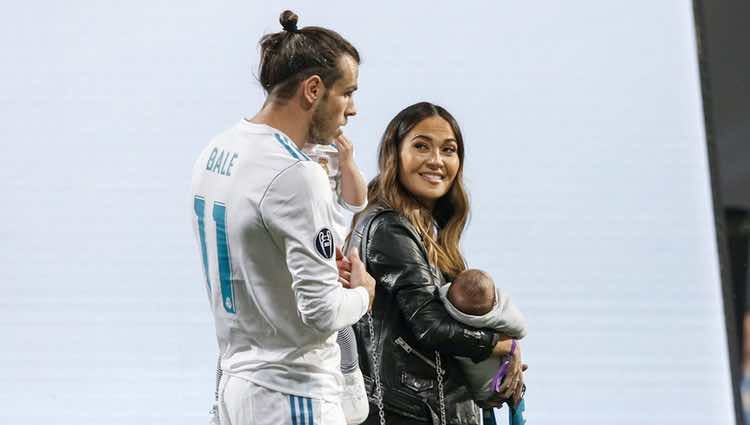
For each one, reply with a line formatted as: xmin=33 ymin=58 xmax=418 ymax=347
xmin=357 ymin=102 xmax=469 ymax=278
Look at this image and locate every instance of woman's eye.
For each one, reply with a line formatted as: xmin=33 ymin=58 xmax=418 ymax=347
xmin=414 ymin=143 xmax=429 ymax=150
xmin=443 ymin=146 xmax=457 ymax=154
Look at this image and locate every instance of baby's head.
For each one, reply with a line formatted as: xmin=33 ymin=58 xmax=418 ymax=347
xmin=447 ymin=269 xmax=496 ymax=316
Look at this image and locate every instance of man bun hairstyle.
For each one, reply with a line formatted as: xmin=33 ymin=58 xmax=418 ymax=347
xmin=258 ymin=10 xmax=360 ymax=100
xmin=279 ymin=10 xmax=298 ymax=32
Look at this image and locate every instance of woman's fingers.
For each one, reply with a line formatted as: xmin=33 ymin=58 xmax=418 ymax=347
xmin=500 ymin=375 xmax=518 ymax=399
xmin=511 ymin=378 xmax=525 ymax=407
xmin=492 ymin=346 xmax=527 ymax=405
xmin=498 ymin=353 xmax=523 ymax=398
xmin=498 ymin=369 xmax=518 ymax=397
xmin=513 ymin=386 xmax=523 ymax=407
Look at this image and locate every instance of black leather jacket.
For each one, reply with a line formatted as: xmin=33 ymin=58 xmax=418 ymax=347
xmin=348 ymin=206 xmax=500 ymax=425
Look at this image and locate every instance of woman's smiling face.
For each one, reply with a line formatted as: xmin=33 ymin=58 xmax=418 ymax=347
xmin=397 ymin=116 xmax=460 ymax=211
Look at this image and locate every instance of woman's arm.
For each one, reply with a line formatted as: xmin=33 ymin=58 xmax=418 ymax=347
xmin=367 ymin=212 xmax=499 ymax=362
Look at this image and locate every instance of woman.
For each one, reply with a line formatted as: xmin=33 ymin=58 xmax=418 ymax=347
xmin=348 ymin=102 xmax=525 ymax=425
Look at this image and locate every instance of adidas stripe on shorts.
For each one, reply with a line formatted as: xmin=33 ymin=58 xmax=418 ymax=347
xmin=218 ymin=374 xmax=346 ymax=425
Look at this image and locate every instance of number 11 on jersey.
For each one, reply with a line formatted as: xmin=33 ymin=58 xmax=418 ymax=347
xmin=194 ymin=196 xmax=236 ymax=314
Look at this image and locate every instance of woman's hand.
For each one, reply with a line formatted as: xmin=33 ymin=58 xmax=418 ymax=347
xmin=492 ymin=339 xmax=527 ymax=407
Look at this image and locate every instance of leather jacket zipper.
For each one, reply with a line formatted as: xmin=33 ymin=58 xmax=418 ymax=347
xmin=394 ymin=337 xmax=445 ymax=375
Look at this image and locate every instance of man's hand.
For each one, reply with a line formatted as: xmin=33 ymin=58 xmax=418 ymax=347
xmin=336 ymin=247 xmax=352 ymax=286
xmin=345 ymin=247 xmax=375 ymax=311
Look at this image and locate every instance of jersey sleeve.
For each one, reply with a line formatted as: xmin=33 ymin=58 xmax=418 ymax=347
xmin=260 ymin=161 xmax=369 ymax=334
xmin=334 ymin=169 xmax=368 ymax=213
xmin=336 ymin=194 xmax=368 ymax=213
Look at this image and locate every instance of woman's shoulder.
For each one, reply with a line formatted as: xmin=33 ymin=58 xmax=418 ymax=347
xmin=350 ymin=204 xmax=418 ymax=244
xmin=361 ymin=207 xmax=431 ymax=271
xmin=362 ymin=206 xmax=414 ymax=234
xmin=367 ymin=212 xmax=427 ymax=257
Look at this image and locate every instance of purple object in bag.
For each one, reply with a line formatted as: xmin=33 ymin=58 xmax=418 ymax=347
xmin=489 ymin=339 xmax=516 ymax=392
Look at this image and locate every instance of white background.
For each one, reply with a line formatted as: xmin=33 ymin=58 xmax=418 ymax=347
xmin=0 ymin=1 xmax=735 ymax=424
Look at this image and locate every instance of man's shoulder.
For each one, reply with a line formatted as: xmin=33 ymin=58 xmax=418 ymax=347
xmin=211 ymin=120 xmax=307 ymax=158
xmin=268 ymin=159 xmax=327 ymax=189
xmin=210 ymin=122 xmax=315 ymax=181
xmin=260 ymin=161 xmax=332 ymax=215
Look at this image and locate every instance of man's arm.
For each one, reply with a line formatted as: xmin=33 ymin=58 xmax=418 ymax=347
xmin=261 ymin=161 xmax=369 ymax=333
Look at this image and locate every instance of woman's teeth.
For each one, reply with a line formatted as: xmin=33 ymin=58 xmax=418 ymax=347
xmin=420 ymin=173 xmax=443 ymax=183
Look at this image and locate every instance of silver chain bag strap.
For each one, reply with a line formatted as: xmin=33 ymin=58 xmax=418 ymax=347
xmin=354 ymin=208 xmax=448 ymax=425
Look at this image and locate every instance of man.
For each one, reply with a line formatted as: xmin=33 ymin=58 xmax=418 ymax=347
xmin=190 ymin=10 xmax=375 ymax=425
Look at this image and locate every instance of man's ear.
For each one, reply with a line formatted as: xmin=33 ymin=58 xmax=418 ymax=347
xmin=301 ymin=75 xmax=324 ymax=108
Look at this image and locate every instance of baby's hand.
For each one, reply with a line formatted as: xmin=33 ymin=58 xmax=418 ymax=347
xmin=335 ymin=133 xmax=367 ymax=208
xmin=335 ymin=134 xmax=355 ymax=168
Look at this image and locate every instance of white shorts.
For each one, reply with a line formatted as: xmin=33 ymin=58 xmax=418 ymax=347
xmin=218 ymin=374 xmax=346 ymax=425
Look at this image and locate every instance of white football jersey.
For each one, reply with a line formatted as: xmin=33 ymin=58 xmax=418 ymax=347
xmin=190 ymin=120 xmax=369 ymax=401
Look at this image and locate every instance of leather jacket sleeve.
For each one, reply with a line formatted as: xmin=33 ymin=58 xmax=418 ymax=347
xmin=366 ymin=212 xmax=499 ymax=362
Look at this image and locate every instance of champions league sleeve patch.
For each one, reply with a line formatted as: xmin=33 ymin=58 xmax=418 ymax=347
xmin=314 ymin=228 xmax=335 ymax=259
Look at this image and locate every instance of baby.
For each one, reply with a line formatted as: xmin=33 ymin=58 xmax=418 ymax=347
xmin=302 ymin=139 xmax=367 ymax=247
xmin=304 ymin=139 xmax=370 ymax=425
xmin=438 ymin=269 xmax=527 ymax=404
